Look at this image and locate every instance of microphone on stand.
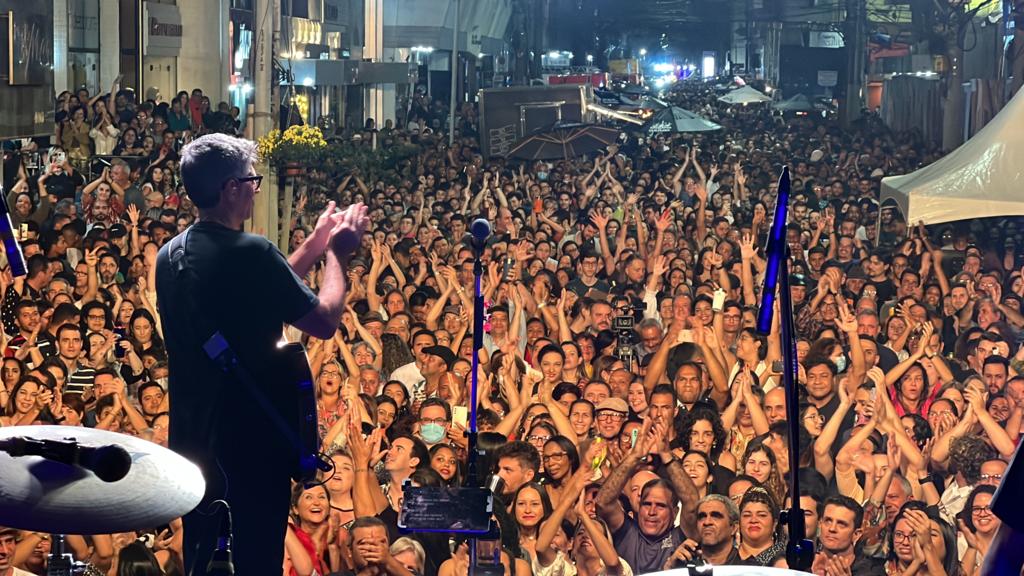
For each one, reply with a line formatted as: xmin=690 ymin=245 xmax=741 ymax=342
xmin=470 ymin=218 xmax=492 ymax=253
xmin=0 ymin=437 xmax=131 ymax=482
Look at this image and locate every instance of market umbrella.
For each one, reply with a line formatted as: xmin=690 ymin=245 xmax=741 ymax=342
xmin=507 ymin=122 xmax=622 ymax=160
xmin=718 ymin=85 xmax=772 ymax=104
xmin=773 ymin=93 xmax=816 ymax=113
xmin=643 ymin=106 xmax=722 ymax=134
xmin=618 ymin=94 xmax=669 ymax=111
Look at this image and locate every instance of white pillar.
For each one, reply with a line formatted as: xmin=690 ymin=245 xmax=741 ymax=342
xmin=53 ymin=0 xmax=69 ymax=94
xmin=363 ymin=0 xmax=384 ymax=125
xmin=99 ymin=0 xmax=120 ymax=90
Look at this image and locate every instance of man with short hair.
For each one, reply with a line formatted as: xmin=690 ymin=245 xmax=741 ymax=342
xmin=137 ymin=380 xmax=166 ymax=424
xmin=596 ymin=423 xmax=700 ymax=573
xmin=0 ymin=254 xmax=51 ymax=335
xmin=155 ymin=133 xmax=369 ymax=575
xmin=416 ymin=397 xmax=451 ymax=448
xmin=693 ymin=495 xmax=741 ymax=565
xmin=384 ymin=434 xmax=429 ymax=508
xmin=763 ymin=387 xmax=787 ymax=425
xmin=494 ymin=441 xmax=540 ymax=498
xmin=983 ymin=356 xmax=1009 ymax=395
xmin=566 ymin=251 xmax=610 ymax=298
xmin=346 ymin=517 xmax=413 ymax=576
xmin=4 ymin=300 xmax=52 ymax=363
xmin=389 ymin=330 xmax=436 ymax=395
xmin=411 ymin=344 xmax=455 ymax=411
xmin=814 ymin=496 xmax=885 ymax=575
xmin=0 ymin=527 xmax=35 ymax=576
xmin=56 ymin=323 xmax=94 ymax=395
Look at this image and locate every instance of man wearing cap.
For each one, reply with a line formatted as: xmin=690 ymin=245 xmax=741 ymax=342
xmin=360 ymin=311 xmax=386 ymax=343
xmin=391 ymin=330 xmax=436 ymax=397
xmin=411 ymin=344 xmax=456 ymax=412
xmin=0 ymin=527 xmax=36 ymax=575
xmin=594 ymin=397 xmax=629 ymax=441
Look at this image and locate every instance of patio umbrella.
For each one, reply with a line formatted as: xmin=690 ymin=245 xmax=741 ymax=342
xmin=507 ymin=122 xmax=622 ymax=160
xmin=618 ymin=94 xmax=669 ymax=112
xmin=718 ymin=85 xmax=772 ymax=104
xmin=643 ymin=106 xmax=722 ymax=134
xmin=773 ymin=94 xmax=816 ymax=113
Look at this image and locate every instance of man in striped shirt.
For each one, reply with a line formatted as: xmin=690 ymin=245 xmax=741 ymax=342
xmin=55 ymin=323 xmax=95 ymax=396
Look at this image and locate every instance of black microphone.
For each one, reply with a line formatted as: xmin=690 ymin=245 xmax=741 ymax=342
xmin=0 ymin=192 xmax=27 ymax=277
xmin=207 ymin=502 xmax=234 ymax=575
xmin=470 ymin=218 xmax=492 ymax=252
xmin=0 ymin=437 xmax=132 ymax=482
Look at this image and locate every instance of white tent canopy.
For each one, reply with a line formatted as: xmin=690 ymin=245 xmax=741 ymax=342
xmin=717 ymin=85 xmax=772 ymax=104
xmin=880 ymin=87 xmax=1024 ymax=225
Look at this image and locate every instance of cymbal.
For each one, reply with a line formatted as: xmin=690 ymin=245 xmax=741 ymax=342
xmin=0 ymin=426 xmax=205 ymax=534
xmin=649 ymin=567 xmax=812 ymax=576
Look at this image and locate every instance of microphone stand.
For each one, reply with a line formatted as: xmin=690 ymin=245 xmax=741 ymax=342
xmin=467 ymin=235 xmax=487 ymax=576
xmin=756 ymin=167 xmax=813 ymax=572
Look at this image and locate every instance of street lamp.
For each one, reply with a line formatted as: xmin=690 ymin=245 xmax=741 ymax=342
xmin=639 ymin=48 xmax=647 ymax=58
xmin=586 ymin=54 xmax=594 ymax=64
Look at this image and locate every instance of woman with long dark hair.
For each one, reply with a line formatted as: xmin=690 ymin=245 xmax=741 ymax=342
xmin=958 ymin=485 xmax=999 ymax=576
xmin=886 ymin=502 xmax=959 ymax=576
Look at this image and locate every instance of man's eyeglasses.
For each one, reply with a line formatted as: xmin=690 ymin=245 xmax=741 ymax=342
xmin=223 ymin=174 xmax=263 ymax=189
xmin=420 ymin=417 xmax=448 ymax=426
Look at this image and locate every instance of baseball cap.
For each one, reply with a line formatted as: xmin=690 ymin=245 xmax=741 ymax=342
xmin=360 ymin=312 xmax=386 ymax=325
xmin=421 ymin=345 xmax=457 ymax=369
xmin=109 ymin=223 xmax=128 ymax=238
xmin=595 ymin=397 xmax=629 ymax=414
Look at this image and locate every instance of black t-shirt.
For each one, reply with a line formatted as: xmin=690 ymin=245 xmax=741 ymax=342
xmin=45 ymin=171 xmax=84 ymax=202
xmin=155 ymin=222 xmax=318 ymax=468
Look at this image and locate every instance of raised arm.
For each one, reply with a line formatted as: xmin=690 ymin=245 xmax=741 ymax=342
xmin=813 ymin=380 xmax=851 ymax=480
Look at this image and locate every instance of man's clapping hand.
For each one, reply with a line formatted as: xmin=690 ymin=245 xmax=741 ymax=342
xmin=329 ymin=203 xmax=370 ymax=258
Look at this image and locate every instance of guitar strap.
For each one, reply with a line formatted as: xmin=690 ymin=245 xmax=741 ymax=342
xmin=167 ymin=226 xmax=325 ymax=483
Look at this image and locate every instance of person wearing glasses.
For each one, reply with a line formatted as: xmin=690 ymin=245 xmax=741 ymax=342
xmin=156 ymin=133 xmax=369 ymax=575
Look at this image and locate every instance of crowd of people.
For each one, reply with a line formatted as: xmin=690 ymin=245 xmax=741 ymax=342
xmin=0 ymin=75 xmax=1022 ymax=576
